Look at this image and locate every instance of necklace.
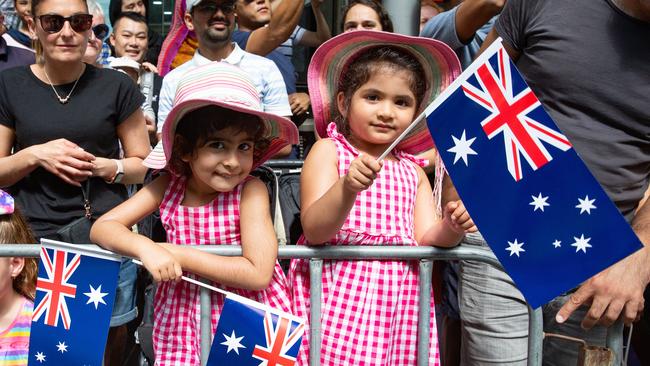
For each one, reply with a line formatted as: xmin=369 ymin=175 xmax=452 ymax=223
xmin=42 ymin=66 xmax=84 ymax=104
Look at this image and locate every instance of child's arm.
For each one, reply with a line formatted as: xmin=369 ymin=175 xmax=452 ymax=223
xmin=157 ymin=178 xmax=278 ymax=291
xmin=90 ymin=175 xmax=182 ymax=282
xmin=414 ymin=168 xmax=476 ymax=247
xmin=300 ymin=139 xmax=383 ymax=244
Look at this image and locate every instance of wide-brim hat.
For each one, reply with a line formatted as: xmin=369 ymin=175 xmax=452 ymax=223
xmin=143 ymin=62 xmax=299 ymax=172
xmin=308 ymin=30 xmax=461 ymax=155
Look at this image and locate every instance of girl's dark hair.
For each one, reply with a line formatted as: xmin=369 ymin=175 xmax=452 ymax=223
xmin=340 ymin=0 xmax=393 ymax=33
xmin=335 ymin=46 xmax=428 ymax=136
xmin=169 ymin=105 xmax=270 ymax=177
xmin=0 ymin=208 xmax=38 ymax=301
xmin=31 ymin=0 xmax=89 ymax=64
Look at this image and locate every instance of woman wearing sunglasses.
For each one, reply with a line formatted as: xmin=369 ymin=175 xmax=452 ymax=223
xmin=82 ymin=0 xmax=111 ymax=66
xmin=0 ymin=0 xmax=150 ymax=363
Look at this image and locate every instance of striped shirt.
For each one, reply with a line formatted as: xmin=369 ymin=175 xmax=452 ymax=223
xmin=0 ymin=298 xmax=33 ymax=366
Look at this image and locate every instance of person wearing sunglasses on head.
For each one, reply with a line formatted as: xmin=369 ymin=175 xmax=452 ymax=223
xmin=156 ymin=0 xmax=291 ymax=142
xmin=82 ymin=0 xmax=110 ymax=66
xmin=0 ymin=0 xmax=150 ymax=364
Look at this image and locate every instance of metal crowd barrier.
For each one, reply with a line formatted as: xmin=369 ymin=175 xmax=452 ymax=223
xmin=4 ymin=244 xmax=623 ymax=366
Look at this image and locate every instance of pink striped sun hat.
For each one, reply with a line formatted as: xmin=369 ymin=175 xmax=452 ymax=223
xmin=143 ymin=62 xmax=299 ymax=172
xmin=308 ymin=30 xmax=461 ymax=155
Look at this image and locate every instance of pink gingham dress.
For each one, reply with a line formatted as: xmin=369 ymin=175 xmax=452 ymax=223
xmin=153 ymin=175 xmax=292 ymax=366
xmin=289 ymin=123 xmax=440 ymax=366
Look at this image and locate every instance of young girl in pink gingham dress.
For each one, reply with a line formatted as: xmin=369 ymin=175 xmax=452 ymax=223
xmin=90 ymin=62 xmax=299 ymax=366
xmin=290 ymin=32 xmax=473 ymax=365
xmin=153 ymin=175 xmax=292 ymax=365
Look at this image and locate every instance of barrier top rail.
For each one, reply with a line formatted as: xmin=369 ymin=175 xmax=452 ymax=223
xmin=2 ymin=244 xmax=502 ymax=267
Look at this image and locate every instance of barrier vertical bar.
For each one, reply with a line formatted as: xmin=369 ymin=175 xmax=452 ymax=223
xmin=606 ymin=319 xmax=623 ymax=366
xmin=418 ymin=259 xmax=433 ymax=366
xmin=200 ymin=282 xmax=212 ymax=366
xmin=527 ymin=306 xmax=543 ymax=366
xmin=309 ymin=259 xmax=323 ymax=366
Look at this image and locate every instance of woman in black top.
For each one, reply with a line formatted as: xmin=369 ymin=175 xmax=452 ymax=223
xmin=0 ymin=0 xmax=150 ymax=239
xmin=0 ymin=0 xmax=150 ymax=362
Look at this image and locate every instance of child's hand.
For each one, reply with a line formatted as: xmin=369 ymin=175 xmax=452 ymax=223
xmin=344 ymin=154 xmax=383 ymax=193
xmin=444 ymin=200 xmax=477 ymax=234
xmin=141 ymin=244 xmax=183 ymax=283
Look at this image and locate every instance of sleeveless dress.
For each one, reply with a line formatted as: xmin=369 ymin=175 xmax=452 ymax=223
xmin=289 ymin=123 xmax=440 ymax=365
xmin=153 ymin=175 xmax=292 ymax=366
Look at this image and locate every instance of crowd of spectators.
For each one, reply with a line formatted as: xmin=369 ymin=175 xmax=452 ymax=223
xmin=0 ymin=0 xmax=648 ymax=365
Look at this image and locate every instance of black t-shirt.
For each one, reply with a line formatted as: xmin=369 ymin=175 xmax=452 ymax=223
xmin=496 ymin=0 xmax=650 ymax=220
xmin=0 ymin=65 xmax=144 ymax=238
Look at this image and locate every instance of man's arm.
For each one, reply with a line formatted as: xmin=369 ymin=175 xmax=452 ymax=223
xmin=296 ymin=0 xmax=331 ymax=47
xmin=454 ymin=0 xmax=505 ymax=43
xmin=476 ymin=27 xmax=519 ymax=60
xmin=242 ymin=0 xmax=303 ymax=56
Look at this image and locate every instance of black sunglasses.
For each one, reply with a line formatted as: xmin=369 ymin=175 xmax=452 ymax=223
xmin=92 ymin=24 xmax=109 ymax=40
xmin=37 ymin=14 xmax=93 ymax=34
xmin=194 ymin=1 xmax=235 ymax=15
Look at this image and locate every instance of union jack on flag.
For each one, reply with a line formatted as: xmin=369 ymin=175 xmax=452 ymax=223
xmin=207 ymin=294 xmax=305 ymax=366
xmin=33 ymin=247 xmax=80 ymax=329
xmin=423 ymin=38 xmax=643 ymax=307
xmin=29 ymin=239 xmax=121 ymax=365
xmin=460 ymin=46 xmax=572 ymax=181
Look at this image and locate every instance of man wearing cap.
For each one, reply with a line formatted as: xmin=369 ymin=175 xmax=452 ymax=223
xmin=157 ymin=0 xmax=292 ymax=138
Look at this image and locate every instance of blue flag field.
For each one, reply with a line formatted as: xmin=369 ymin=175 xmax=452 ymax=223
xmin=424 ymin=38 xmax=643 ymax=308
xmin=29 ymin=239 xmax=121 ymax=365
xmin=207 ymin=293 xmax=305 ymax=366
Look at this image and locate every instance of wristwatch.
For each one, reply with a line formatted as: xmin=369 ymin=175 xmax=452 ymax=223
xmin=109 ymin=159 xmax=124 ymax=184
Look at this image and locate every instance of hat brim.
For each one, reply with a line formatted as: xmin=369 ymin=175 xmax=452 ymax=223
xmin=143 ymin=99 xmax=298 ymax=172
xmin=308 ymin=30 xmax=461 ymax=155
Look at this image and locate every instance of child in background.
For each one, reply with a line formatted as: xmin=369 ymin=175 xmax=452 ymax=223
xmin=90 ymin=62 xmax=299 ymax=366
xmin=0 ymin=189 xmax=38 ymax=366
xmin=290 ymin=31 xmax=473 ymax=365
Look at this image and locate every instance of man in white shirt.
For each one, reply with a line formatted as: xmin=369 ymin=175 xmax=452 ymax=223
xmin=157 ymin=0 xmax=291 ymax=135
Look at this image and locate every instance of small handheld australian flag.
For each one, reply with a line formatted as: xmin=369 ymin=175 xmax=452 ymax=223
xmin=207 ymin=293 xmax=305 ymax=366
xmin=424 ymin=38 xmax=643 ymax=308
xmin=28 ymin=239 xmax=121 ymax=365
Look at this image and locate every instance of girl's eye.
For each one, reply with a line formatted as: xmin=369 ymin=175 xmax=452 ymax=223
xmin=395 ymin=99 xmax=412 ymax=107
xmin=207 ymin=141 xmax=225 ymax=149
xmin=365 ymin=94 xmax=379 ymax=101
xmin=239 ymin=143 xmax=252 ymax=151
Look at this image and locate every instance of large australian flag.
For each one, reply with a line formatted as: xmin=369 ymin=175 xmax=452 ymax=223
xmin=207 ymin=293 xmax=305 ymax=366
xmin=424 ymin=38 xmax=643 ymax=308
xmin=28 ymin=239 xmax=121 ymax=365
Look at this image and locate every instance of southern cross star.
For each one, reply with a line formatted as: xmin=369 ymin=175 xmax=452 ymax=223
xmin=576 ymin=195 xmax=596 ymax=215
xmin=84 ymin=284 xmax=108 ymax=309
xmin=571 ymin=234 xmax=592 ymax=253
xmin=529 ymin=193 xmax=550 ymax=212
xmin=506 ymin=239 xmax=525 ymax=257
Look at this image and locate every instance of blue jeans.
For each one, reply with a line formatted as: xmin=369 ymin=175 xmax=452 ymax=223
xmin=110 ymin=258 xmax=138 ymax=327
xmin=458 ymin=233 xmax=615 ymax=365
